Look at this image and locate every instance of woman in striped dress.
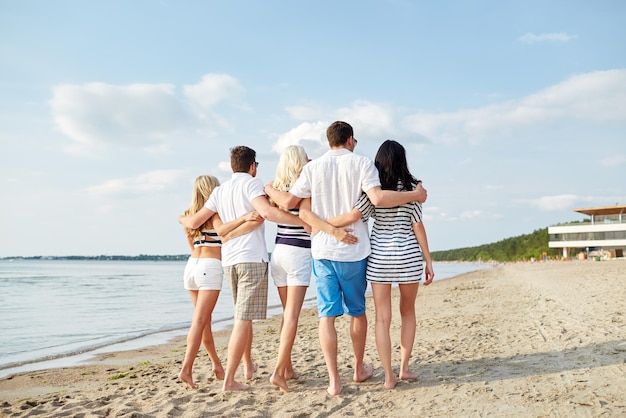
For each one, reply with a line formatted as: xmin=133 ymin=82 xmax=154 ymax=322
xmin=348 ymin=140 xmax=435 ymax=389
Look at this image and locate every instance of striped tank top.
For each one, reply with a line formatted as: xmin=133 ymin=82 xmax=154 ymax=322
xmin=275 ymin=208 xmax=311 ymax=249
xmin=193 ymin=229 xmax=222 ymax=247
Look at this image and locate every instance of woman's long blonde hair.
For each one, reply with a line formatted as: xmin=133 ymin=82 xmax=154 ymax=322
xmin=182 ymin=175 xmax=220 ymax=238
xmin=273 ymin=145 xmax=308 ymax=193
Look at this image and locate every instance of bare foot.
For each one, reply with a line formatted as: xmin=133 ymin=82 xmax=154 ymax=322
xmin=384 ymin=374 xmax=398 ymax=390
xmin=244 ymin=362 xmax=258 ymax=380
xmin=222 ymin=380 xmax=250 ymax=392
xmin=327 ymin=383 xmax=342 ymax=396
xmin=327 ymin=385 xmax=342 ymax=396
xmin=213 ymin=364 xmax=225 ymax=380
xmin=270 ymin=372 xmax=290 ymax=393
xmin=399 ymin=370 xmax=419 ymax=381
xmin=178 ymin=371 xmax=197 ymax=389
xmin=284 ymin=369 xmax=299 ymax=380
xmin=353 ymin=363 xmax=374 ymax=383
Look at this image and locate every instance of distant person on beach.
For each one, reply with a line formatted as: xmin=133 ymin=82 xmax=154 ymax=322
xmin=179 ymin=146 xmax=307 ymax=392
xmin=266 ymin=145 xmax=312 ymax=393
xmin=328 ymin=139 xmax=435 ymax=389
xmin=264 ymin=121 xmax=427 ymax=396
xmin=177 ymin=175 xmax=263 ymax=389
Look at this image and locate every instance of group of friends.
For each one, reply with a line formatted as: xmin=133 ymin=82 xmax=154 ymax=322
xmin=177 ymin=121 xmax=434 ymax=395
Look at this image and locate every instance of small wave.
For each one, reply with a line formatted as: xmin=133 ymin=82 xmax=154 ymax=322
xmin=0 ymin=324 xmax=189 ymax=372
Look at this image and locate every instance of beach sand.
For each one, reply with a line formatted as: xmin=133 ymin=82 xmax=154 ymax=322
xmin=1 ymin=260 xmax=625 ymax=417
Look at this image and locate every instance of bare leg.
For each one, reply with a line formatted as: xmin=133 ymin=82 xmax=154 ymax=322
xmin=372 ymin=283 xmax=396 ymax=389
xmin=399 ymin=283 xmax=419 ymax=380
xmin=276 ymin=285 xmax=287 ymax=336
xmin=242 ymin=325 xmax=256 ymax=380
xmin=179 ymin=289 xmax=223 ymax=388
xmin=277 ymin=286 xmax=288 ymax=309
xmin=319 ymin=316 xmax=341 ymax=396
xmin=351 ymin=313 xmax=374 ymax=383
xmin=179 ymin=290 xmax=200 ymax=389
xmin=270 ymin=286 xmax=307 ymax=392
xmin=222 ymin=319 xmax=252 ymax=391
xmin=199 ymin=290 xmax=225 ymax=380
xmin=274 ymin=286 xmax=297 ymax=379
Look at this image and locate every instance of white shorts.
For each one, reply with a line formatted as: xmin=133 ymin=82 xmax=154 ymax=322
xmin=183 ymin=257 xmax=223 ymax=291
xmin=270 ymin=244 xmax=312 ymax=287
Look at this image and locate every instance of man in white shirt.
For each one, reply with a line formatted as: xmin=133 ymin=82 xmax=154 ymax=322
xmin=180 ymin=145 xmax=305 ymax=391
xmin=265 ymin=121 xmax=427 ymax=396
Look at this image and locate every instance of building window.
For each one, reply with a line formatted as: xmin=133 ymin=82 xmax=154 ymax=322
xmin=549 ymin=230 xmax=626 ymax=241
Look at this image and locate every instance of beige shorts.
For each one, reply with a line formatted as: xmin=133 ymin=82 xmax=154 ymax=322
xmin=223 ymin=262 xmax=269 ymax=321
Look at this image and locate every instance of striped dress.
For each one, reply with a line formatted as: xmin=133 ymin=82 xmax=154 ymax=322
xmin=356 ymin=182 xmax=424 ymax=284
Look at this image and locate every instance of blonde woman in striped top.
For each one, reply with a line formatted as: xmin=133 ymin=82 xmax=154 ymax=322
xmin=268 ymin=145 xmax=312 ymax=393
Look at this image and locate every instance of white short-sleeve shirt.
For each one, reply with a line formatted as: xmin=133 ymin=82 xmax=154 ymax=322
xmin=205 ymin=172 xmax=268 ymax=266
xmin=290 ymin=148 xmax=381 ymax=262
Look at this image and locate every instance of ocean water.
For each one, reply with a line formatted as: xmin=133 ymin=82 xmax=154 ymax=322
xmin=0 ymin=259 xmax=491 ymax=377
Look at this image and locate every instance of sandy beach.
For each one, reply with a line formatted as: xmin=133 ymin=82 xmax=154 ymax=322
xmin=1 ymin=260 xmax=624 ymax=417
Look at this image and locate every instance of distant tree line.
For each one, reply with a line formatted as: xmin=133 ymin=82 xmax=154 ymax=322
xmin=431 ymin=228 xmax=557 ymax=262
xmin=3 ymin=227 xmax=560 ymax=263
xmin=2 ymin=255 xmax=189 ymax=261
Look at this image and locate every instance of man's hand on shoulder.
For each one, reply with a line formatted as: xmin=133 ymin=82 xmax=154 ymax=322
xmin=414 ymin=182 xmax=427 ymax=203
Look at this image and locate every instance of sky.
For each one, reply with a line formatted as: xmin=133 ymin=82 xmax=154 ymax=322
xmin=1 ymin=0 xmax=625 ymax=257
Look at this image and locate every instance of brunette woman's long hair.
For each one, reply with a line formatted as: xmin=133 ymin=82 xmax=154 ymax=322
xmin=374 ymin=139 xmax=418 ymax=191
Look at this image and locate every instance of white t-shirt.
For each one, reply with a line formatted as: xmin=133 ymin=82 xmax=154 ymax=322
xmin=289 ymin=148 xmax=381 ymax=262
xmin=205 ymin=172 xmax=268 ymax=266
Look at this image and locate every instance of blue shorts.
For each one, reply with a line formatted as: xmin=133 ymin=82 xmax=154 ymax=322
xmin=312 ymin=258 xmax=367 ymax=317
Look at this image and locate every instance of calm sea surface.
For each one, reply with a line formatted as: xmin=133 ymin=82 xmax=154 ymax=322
xmin=0 ymin=259 xmax=492 ymax=377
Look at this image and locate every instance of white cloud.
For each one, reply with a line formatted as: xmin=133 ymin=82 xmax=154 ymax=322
xmin=272 ymin=100 xmax=402 ymax=153
xmin=285 ymin=105 xmax=323 ymax=120
xmin=600 ymin=154 xmax=626 ymax=167
xmin=336 ymin=100 xmax=396 ymax=136
xmin=424 ymin=206 xmax=503 ymax=223
xmin=403 ymin=69 xmax=626 ymax=145
xmin=460 ymin=210 xmax=483 ymax=220
xmin=51 ymin=73 xmax=249 ymax=156
xmin=518 ymin=32 xmax=577 ymax=44
xmin=85 ymin=169 xmax=188 ymax=198
xmin=272 ymin=121 xmax=327 ymax=153
xmin=183 ymin=73 xmax=246 ymax=109
xmin=525 ymin=194 xmax=579 ymax=211
xmin=422 ymin=206 xmax=451 ymax=222
xmin=51 ymin=83 xmax=188 ymax=151
xmin=217 ymin=161 xmax=232 ymax=175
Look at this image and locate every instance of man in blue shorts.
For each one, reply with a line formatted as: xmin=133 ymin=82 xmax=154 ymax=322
xmin=265 ymin=121 xmax=427 ymax=395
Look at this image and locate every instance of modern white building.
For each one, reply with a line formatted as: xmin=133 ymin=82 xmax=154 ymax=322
xmin=548 ymin=205 xmax=626 ymax=259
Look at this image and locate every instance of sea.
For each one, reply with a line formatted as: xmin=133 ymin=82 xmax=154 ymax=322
xmin=0 ymin=259 xmax=492 ymax=378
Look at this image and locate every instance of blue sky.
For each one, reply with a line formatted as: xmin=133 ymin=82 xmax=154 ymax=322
xmin=1 ymin=0 xmax=625 ymax=257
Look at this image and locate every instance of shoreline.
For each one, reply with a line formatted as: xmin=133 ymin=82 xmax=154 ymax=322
xmin=0 ymin=262 xmax=491 ymax=379
xmin=2 ymin=259 xmax=623 ymax=417
xmin=0 ymin=299 xmax=314 ymax=380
